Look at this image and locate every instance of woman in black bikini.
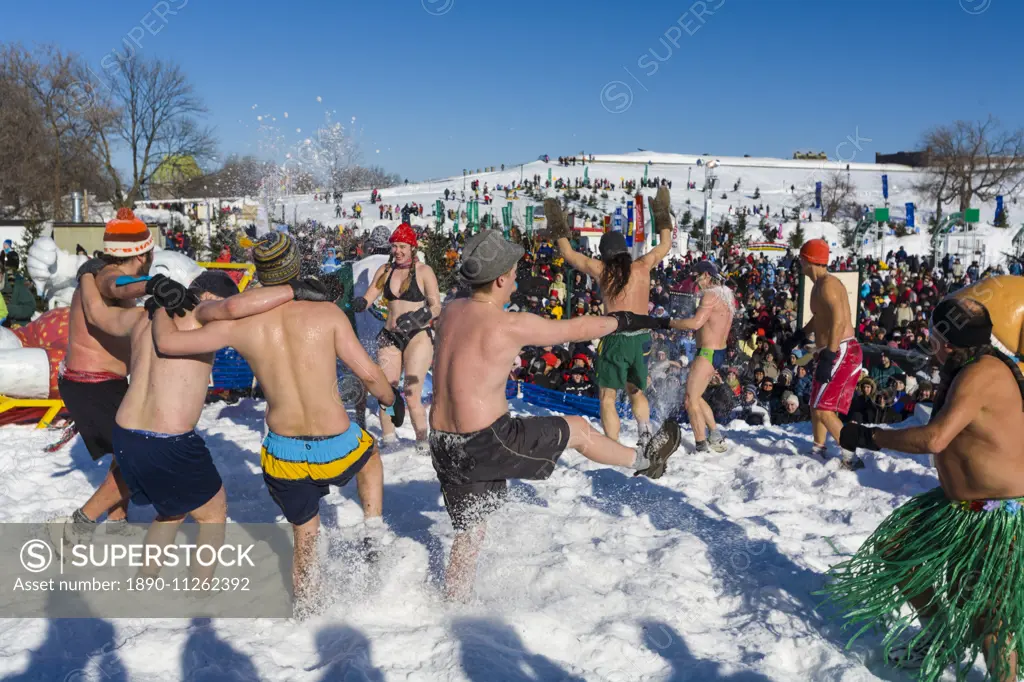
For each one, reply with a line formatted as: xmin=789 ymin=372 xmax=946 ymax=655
xmin=355 ymin=223 xmax=441 ymax=453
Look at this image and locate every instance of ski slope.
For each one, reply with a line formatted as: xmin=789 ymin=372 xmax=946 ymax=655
xmin=0 ymin=399 xmax=975 ymax=681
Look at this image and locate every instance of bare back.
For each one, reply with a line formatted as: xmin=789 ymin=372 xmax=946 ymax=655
xmin=116 ymin=313 xmax=215 ymax=433
xmin=809 ymin=274 xmax=855 ymax=349
xmin=599 ymin=260 xmax=653 ymax=315
xmin=431 ymin=299 xmax=523 ymax=433
xmin=65 ymin=288 xmax=131 ymax=375
xmin=695 ymin=286 xmax=734 ymax=350
xmin=934 ymin=357 xmax=1024 ymax=500
xmin=227 ymin=302 xmax=352 ymax=437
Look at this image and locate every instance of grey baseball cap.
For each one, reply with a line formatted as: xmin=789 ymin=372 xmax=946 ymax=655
xmin=459 ymin=230 xmax=525 ymax=285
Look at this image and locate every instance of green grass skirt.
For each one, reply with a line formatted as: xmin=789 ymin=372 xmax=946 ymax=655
xmin=822 ymin=487 xmax=1024 ymax=681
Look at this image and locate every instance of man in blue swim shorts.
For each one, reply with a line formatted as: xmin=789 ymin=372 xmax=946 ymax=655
xmin=151 ymin=233 xmax=403 ymax=614
xmin=77 ymin=269 xmax=325 ymax=535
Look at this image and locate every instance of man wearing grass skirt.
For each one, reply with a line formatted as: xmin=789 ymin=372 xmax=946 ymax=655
xmin=830 ymin=296 xmax=1024 ymax=682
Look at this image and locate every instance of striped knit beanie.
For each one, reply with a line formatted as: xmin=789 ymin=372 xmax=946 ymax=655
xmin=104 ymin=208 xmax=154 ymax=257
xmin=252 ymin=231 xmax=300 ymax=286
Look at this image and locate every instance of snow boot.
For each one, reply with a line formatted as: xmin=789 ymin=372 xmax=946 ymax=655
xmin=635 ymin=420 xmax=682 ymax=479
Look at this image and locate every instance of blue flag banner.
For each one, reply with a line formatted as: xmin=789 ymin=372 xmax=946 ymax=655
xmin=814 ymin=182 xmax=822 ymax=209
xmin=905 ymin=202 xmax=915 ymax=228
xmin=882 ymin=174 xmax=889 ymax=200
xmin=997 ymin=195 xmax=1004 ymax=221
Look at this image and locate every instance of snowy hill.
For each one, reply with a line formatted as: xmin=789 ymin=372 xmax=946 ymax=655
xmin=0 ymin=399 xmax=963 ymax=681
xmin=260 ymin=152 xmax=1021 ymax=268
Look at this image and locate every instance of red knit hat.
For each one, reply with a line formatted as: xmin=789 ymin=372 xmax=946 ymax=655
xmin=389 ymin=223 xmax=417 ymax=247
xmin=799 ymin=238 xmax=829 ymax=266
xmin=104 ymin=208 xmax=154 ymax=257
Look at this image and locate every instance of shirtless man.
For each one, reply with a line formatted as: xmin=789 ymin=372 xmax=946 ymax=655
xmin=832 ymin=298 xmax=1024 ymax=679
xmin=78 ymin=270 xmax=327 ymax=526
xmin=548 ymin=187 xmax=674 ymax=445
xmin=150 ymin=233 xmax=402 ymax=609
xmin=787 ymin=239 xmax=863 ymax=469
xmin=430 ymin=230 xmax=682 ymax=601
xmin=57 ymin=209 xmax=156 ymax=542
xmin=668 ymin=261 xmax=734 ymax=452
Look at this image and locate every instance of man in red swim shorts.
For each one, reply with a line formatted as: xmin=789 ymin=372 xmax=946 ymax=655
xmin=786 ymin=239 xmax=864 ymax=470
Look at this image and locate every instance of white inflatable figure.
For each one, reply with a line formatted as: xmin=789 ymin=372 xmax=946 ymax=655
xmin=0 ymin=326 xmax=51 ymax=399
xmin=150 ymin=249 xmax=205 ymax=288
xmin=26 ymin=236 xmax=86 ymax=309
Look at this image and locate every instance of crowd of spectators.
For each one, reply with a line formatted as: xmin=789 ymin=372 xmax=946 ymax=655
xmin=450 ymin=223 xmax=1017 ymax=429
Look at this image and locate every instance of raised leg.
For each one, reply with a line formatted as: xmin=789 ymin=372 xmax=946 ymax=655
xmin=599 ymin=387 xmax=620 ymax=442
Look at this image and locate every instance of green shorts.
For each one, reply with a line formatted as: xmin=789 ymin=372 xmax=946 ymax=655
xmin=596 ymin=331 xmax=651 ymax=390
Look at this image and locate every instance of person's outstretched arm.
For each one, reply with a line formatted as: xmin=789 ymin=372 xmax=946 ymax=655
xmin=545 ymin=198 xmax=602 ymax=278
xmin=152 ymin=312 xmax=236 ymax=357
xmin=669 ymin=294 xmax=717 ymax=331
xmin=871 ymin=363 xmax=986 ymax=454
xmin=79 ymin=274 xmax=145 ymax=337
xmin=352 ymin=264 xmax=387 ymax=313
xmin=509 ymin=312 xmax=626 ymax=348
xmin=94 ymin=266 xmax=150 ymax=301
xmin=331 ymin=306 xmax=396 ymax=406
xmin=638 ymin=187 xmax=674 ymax=268
xmin=194 ymin=285 xmax=295 ymax=325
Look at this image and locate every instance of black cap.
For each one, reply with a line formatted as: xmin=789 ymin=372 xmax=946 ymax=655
xmin=931 ymin=298 xmax=993 ymax=349
xmin=189 ymin=271 xmax=240 ymax=299
xmin=694 ymin=260 xmax=720 ymax=279
xmin=599 ymin=231 xmax=629 ymax=260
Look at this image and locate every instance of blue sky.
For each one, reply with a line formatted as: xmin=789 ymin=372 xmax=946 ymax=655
xmin=2 ymin=0 xmax=1021 ymax=181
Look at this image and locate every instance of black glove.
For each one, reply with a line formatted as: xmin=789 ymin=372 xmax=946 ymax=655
xmin=352 ymin=297 xmax=368 ymax=313
xmin=814 ymin=348 xmax=837 ymax=383
xmin=608 ymin=311 xmax=666 ymax=333
xmin=394 ymin=307 xmax=433 ymax=336
xmin=144 ymin=296 xmax=161 ymax=319
xmin=145 ymin=274 xmax=199 ymax=317
xmin=781 ymin=328 xmax=807 ymax=357
xmin=288 ymin=277 xmax=331 ymax=302
xmin=840 ymin=422 xmax=877 ymax=452
xmin=383 ymin=387 xmax=406 ymax=428
xmin=76 ymin=258 xmax=106 ymax=281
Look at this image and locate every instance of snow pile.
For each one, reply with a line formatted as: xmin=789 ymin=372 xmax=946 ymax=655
xmin=0 ymin=398 xmax=972 ymax=680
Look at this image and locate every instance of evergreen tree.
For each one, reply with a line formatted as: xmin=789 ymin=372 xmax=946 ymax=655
xmin=753 ymin=187 xmax=761 ymax=199
xmin=995 ymin=207 xmax=1009 ymax=227
xmin=422 ymin=229 xmax=456 ymax=293
xmin=735 ymin=211 xmax=748 ymax=238
xmin=680 ymin=210 xmax=692 ymax=227
xmin=16 ymin=220 xmax=46 ymax=274
xmin=788 ymin=220 xmax=806 ymax=250
xmin=758 ymin=216 xmax=775 ymax=243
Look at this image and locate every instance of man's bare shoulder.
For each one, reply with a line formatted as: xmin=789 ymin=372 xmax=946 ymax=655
xmin=963 ymin=355 xmax=1023 ymax=401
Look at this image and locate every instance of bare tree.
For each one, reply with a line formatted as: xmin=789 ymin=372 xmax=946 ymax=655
xmin=94 ymin=56 xmax=216 ymax=205
xmin=798 ymin=171 xmax=856 ymax=223
xmin=919 ymin=117 xmax=1024 ymax=214
xmin=0 ymin=45 xmax=115 ymax=219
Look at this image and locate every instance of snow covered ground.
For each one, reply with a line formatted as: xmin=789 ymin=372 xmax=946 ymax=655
xmin=0 ymin=397 xmax=979 ymax=681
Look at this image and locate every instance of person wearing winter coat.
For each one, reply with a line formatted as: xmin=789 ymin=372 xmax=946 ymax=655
xmin=731 ymin=384 xmax=770 ymax=426
xmin=860 ymin=389 xmax=902 ymax=425
xmin=2 ymin=273 xmax=36 ymax=325
xmin=845 ymin=376 xmax=876 ymax=424
xmin=771 ymin=391 xmax=810 ymax=425
xmin=562 ymin=367 xmax=597 ymax=398
xmin=868 ymin=353 xmax=901 ymax=389
xmin=793 ymin=364 xmax=813 ymax=404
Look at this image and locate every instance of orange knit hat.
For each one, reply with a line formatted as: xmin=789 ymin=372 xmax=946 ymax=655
xmin=799 ymin=238 xmax=829 ymax=266
xmin=104 ymin=208 xmax=154 ymax=257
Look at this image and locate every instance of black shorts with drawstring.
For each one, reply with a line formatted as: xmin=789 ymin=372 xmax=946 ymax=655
xmin=429 ymin=414 xmax=570 ymax=530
